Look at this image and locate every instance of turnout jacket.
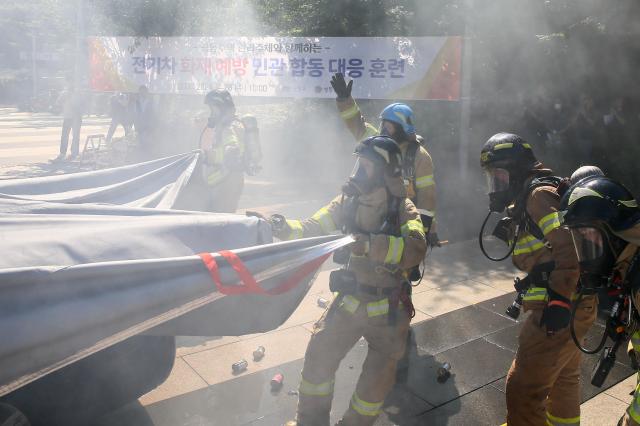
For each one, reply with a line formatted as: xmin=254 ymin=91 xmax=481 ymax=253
xmin=511 ymin=183 xmax=580 ymax=310
xmin=276 ymin=187 xmax=427 ymax=288
xmin=335 ymin=97 xmax=437 ymax=232
xmin=200 ymin=118 xmax=245 ymax=186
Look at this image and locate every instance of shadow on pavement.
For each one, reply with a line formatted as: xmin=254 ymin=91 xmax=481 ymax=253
xmin=0 ymin=161 xmax=92 ymax=180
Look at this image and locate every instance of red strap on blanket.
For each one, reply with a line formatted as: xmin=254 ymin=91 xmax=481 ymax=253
xmin=198 ymin=250 xmax=330 ymax=295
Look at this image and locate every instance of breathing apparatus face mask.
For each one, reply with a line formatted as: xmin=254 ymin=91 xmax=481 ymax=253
xmin=379 ymin=120 xmax=393 ymax=137
xmin=479 ymin=168 xmax=521 ymax=261
xmin=379 ymin=120 xmax=407 ymax=143
xmin=485 ymin=168 xmax=513 ymax=213
xmin=342 ymin=157 xmax=381 ymax=197
xmin=569 ymin=225 xmax=619 ymax=288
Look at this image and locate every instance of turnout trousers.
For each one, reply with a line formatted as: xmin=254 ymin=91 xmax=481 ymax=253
xmin=505 ymin=295 xmax=597 ymax=425
xmin=295 ymin=293 xmax=410 ymax=426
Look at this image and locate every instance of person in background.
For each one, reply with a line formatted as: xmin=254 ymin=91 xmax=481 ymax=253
xmin=199 ymin=89 xmax=261 ymax=213
xmin=567 ymin=94 xmax=601 ymax=165
xmin=105 ymin=92 xmax=132 ymax=144
xmin=133 ymin=85 xmax=156 ymax=158
xmin=54 ymin=86 xmax=84 ymax=162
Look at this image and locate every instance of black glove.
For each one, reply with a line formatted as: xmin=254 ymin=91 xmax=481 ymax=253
xmin=268 ymin=213 xmax=294 ymax=240
xmin=427 ymin=232 xmax=441 ymax=247
xmin=540 ymin=288 xmax=572 ymax=336
xmin=330 ymin=73 xmax=353 ymax=99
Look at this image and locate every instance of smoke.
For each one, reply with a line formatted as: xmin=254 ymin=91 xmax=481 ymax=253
xmin=3 ymin=0 xmax=638 ymax=238
xmin=404 ymin=0 xmax=640 ymax=240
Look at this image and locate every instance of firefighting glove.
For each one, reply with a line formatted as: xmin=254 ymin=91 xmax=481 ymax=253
xmin=351 ymin=233 xmax=370 ymax=256
xmin=247 ymin=211 xmax=291 ymax=238
xmin=330 ymin=73 xmax=353 ymax=99
xmin=540 ymin=288 xmax=572 ymax=336
xmin=427 ymin=232 xmax=441 ymax=247
xmin=268 ymin=214 xmax=291 ymax=238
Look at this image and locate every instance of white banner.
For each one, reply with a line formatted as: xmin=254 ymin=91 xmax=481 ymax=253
xmin=89 ymin=36 xmax=461 ymax=100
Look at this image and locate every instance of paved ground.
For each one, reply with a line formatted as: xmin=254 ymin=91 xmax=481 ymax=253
xmin=0 ymin=107 xmax=634 ymax=425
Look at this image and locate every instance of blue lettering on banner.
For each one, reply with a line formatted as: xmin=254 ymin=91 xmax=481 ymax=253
xmin=132 ymin=56 xmax=176 ymax=74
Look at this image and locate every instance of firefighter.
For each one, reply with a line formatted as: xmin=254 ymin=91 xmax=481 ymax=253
xmin=275 ymin=136 xmax=426 ymax=426
xmin=559 ymin=176 xmax=640 ymax=426
xmin=479 ymin=132 xmax=597 ymax=425
xmin=330 ymin=73 xmax=438 ymax=244
xmin=200 ymin=89 xmax=261 ymax=213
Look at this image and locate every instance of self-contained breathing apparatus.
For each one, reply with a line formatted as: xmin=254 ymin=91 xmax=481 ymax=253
xmin=327 ymin=135 xmax=416 ymax=324
xmin=480 ymin=175 xmax=565 ymax=319
xmin=327 ymin=192 xmax=414 ymax=325
xmin=569 ymin=231 xmax=639 ymax=387
xmin=482 ymin=173 xmax=640 ymax=386
xmin=200 ymin=89 xmax=262 ymax=179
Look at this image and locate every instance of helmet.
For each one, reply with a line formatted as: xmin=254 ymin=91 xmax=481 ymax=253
xmin=380 ymin=103 xmax=415 ymax=135
xmin=480 ymin=133 xmax=539 ymax=212
xmin=560 ymin=176 xmax=640 ymax=232
xmin=480 ymin=133 xmax=538 ymax=171
xmin=570 ymin=165 xmax=604 ymax=184
xmin=204 ymin=89 xmax=235 ymax=111
xmin=345 ymin=136 xmax=406 ymax=197
xmin=559 ymin=176 xmax=637 ymax=288
xmin=354 ymin=136 xmax=402 ymax=177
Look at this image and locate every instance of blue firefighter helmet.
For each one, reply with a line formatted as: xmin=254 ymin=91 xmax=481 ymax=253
xmin=380 ymin=103 xmax=416 ymax=135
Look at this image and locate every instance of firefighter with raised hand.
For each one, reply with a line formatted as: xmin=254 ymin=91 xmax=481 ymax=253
xmin=479 ymin=133 xmax=597 ymax=425
xmin=559 ymin=176 xmax=640 ymax=426
xmin=200 ymin=89 xmax=261 ymax=213
xmin=330 ymin=73 xmax=438 ymax=244
xmin=275 ymin=136 xmax=426 ymax=426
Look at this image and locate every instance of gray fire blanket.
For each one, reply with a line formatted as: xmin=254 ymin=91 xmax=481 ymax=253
xmin=0 ymin=197 xmax=352 ymax=395
xmin=0 ymin=151 xmax=202 ymax=209
xmin=0 ymin=154 xmax=353 ymax=396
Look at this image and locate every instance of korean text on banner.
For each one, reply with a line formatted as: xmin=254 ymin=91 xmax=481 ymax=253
xmin=88 ymin=36 xmax=461 ymax=101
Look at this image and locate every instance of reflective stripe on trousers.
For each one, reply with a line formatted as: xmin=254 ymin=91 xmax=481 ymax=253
xmin=350 ymin=392 xmax=383 ymax=417
xmin=299 ymin=376 xmax=335 ymax=397
xmin=546 ymin=411 xmax=580 ymax=425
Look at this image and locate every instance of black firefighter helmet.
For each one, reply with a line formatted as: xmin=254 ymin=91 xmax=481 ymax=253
xmin=204 ymin=89 xmax=235 ymax=111
xmin=480 ymin=132 xmax=539 ymax=212
xmin=560 ymin=176 xmax=639 ymax=288
xmin=345 ymin=136 xmax=406 ymax=197
xmin=560 ymin=175 xmax=640 ymax=232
